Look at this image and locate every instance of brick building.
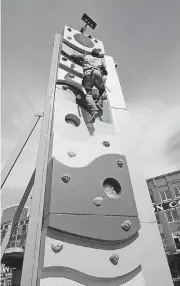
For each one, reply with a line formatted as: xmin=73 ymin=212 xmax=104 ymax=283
xmin=1 ymin=264 xmax=13 ymax=286
xmin=1 ymin=205 xmax=29 ymax=286
xmin=147 ymin=170 xmax=180 ymax=285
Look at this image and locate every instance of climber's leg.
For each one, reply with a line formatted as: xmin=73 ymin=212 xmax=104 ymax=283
xmin=96 ymin=96 xmax=103 ymax=117
xmin=83 ymin=93 xmax=98 ymax=114
xmin=94 ymin=70 xmax=106 ymax=117
xmin=94 ymin=71 xmax=106 ymax=97
xmin=82 ymin=72 xmax=99 ymax=116
xmin=82 ymin=71 xmax=93 ymax=95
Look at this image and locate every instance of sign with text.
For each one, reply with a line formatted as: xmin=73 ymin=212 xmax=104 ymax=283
xmin=153 ymin=198 xmax=180 ymax=212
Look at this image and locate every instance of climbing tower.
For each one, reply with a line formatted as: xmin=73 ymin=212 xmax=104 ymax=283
xmin=20 ymin=18 xmax=173 ymax=286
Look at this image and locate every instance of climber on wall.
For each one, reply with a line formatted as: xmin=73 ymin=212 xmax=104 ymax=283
xmin=70 ymin=48 xmax=108 ymax=123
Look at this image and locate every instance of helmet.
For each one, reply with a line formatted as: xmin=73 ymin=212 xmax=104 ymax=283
xmin=91 ymin=48 xmax=101 ymax=57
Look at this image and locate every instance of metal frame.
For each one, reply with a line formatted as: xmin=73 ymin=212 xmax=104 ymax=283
xmin=20 ymin=34 xmax=62 ymax=286
xmin=1 ymin=114 xmax=43 ymax=189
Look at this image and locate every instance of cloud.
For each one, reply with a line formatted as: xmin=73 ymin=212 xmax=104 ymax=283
xmin=128 ymin=99 xmax=180 ymax=178
xmin=1 ymin=118 xmax=41 ymax=208
xmin=1 ymin=187 xmax=32 ymax=214
xmin=165 ymin=130 xmax=180 ymax=165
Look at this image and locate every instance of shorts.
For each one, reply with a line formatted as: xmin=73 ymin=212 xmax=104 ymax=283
xmin=82 ymin=69 xmax=105 ymax=92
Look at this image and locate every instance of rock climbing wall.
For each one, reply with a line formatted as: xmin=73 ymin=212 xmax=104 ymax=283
xmin=39 ymin=25 xmax=173 ymax=286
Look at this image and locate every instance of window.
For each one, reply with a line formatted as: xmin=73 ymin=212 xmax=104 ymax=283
xmin=21 ymin=238 xmax=26 ymax=247
xmin=8 ymin=241 xmax=15 ymax=248
xmin=174 ymin=237 xmax=180 ymax=250
xmin=17 ymin=226 xmax=23 ymax=235
xmin=21 ymin=233 xmax=27 ymax=239
xmin=9 ymin=236 xmax=16 ymax=241
xmin=1 ymin=230 xmax=6 ymax=241
xmin=173 ymin=186 xmax=180 ymax=198
xmin=159 ymin=189 xmax=172 ymax=201
xmin=4 ymin=224 xmax=8 ymax=229
xmin=6 ymin=279 xmax=12 ymax=286
xmin=12 ymin=227 xmax=17 ymax=236
xmin=22 ymin=225 xmax=27 ymax=234
xmin=165 ymin=208 xmax=180 ymax=222
xmin=15 ymin=239 xmax=21 ymax=247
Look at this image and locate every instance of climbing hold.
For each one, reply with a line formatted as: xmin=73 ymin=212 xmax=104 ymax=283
xmin=61 ymin=174 xmax=70 ymax=183
xmin=94 ymin=39 xmax=98 ymax=43
xmin=67 ymin=27 xmax=72 ymax=32
xmin=103 ymin=141 xmax=110 ymax=147
xmin=117 ymin=159 xmax=124 ymax=168
xmin=88 ymin=35 xmax=92 ymax=39
xmin=62 ymin=57 xmax=67 ymax=61
xmin=93 ymin=197 xmax=103 ymax=206
xmin=65 ymin=114 xmax=81 ymax=127
xmin=67 ymin=36 xmax=72 ymax=40
xmin=121 ymin=220 xmax=131 ymax=231
xmin=66 ymin=118 xmax=77 ymax=126
xmin=62 ymin=85 xmax=69 ymax=90
xmin=71 ymin=63 xmax=76 ymax=68
xmin=103 ymin=178 xmax=121 ymax=199
xmin=110 ymin=254 xmax=119 ymax=265
xmin=68 ymin=151 xmax=76 ymax=158
xmin=51 ymin=242 xmax=63 ymax=253
xmin=69 ymin=74 xmax=75 ymax=79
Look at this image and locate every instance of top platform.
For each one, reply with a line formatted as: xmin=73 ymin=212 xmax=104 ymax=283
xmin=63 ymin=25 xmax=105 ymax=56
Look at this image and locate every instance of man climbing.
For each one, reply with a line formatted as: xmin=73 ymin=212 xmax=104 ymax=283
xmin=70 ymin=48 xmax=108 ymax=123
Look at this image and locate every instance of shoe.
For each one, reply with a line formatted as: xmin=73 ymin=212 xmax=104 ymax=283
xmin=98 ymin=110 xmax=103 ymax=117
xmin=88 ymin=111 xmax=99 ymax=123
xmin=82 ymin=87 xmax=86 ymax=95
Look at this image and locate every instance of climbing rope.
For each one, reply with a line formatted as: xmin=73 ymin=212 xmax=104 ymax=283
xmin=105 ymin=83 xmax=111 ymax=93
xmin=83 ymin=35 xmax=87 ymax=56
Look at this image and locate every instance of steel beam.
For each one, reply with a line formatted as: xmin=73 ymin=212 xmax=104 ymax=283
xmin=20 ymin=34 xmax=62 ymax=286
xmin=1 ymin=170 xmax=35 ymax=260
xmin=1 ymin=114 xmax=43 ymax=189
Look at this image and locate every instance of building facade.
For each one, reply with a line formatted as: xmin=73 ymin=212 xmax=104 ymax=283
xmin=1 ymin=264 xmax=13 ymax=286
xmin=147 ymin=170 xmax=180 ymax=285
xmin=0 ymin=206 xmax=29 ymax=286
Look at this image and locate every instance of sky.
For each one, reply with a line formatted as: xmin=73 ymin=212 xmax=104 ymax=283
xmin=1 ymin=0 xmax=180 ymax=209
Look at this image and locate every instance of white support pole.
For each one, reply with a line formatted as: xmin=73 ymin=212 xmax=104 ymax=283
xmin=20 ymin=34 xmax=62 ymax=286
